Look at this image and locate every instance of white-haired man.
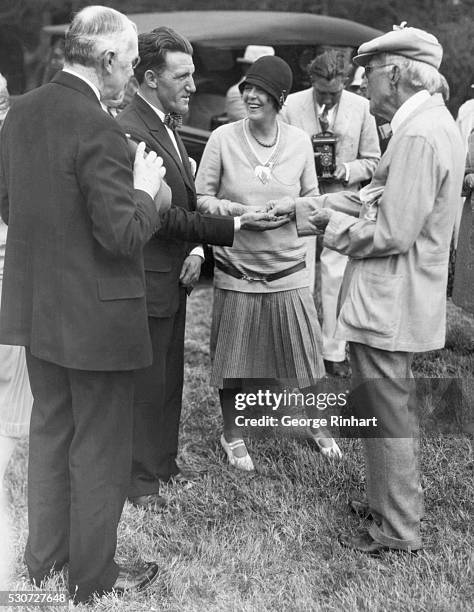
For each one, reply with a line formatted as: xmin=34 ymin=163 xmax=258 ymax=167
xmin=270 ymin=26 xmax=464 ymax=552
xmin=0 ymin=6 xmax=167 ymax=602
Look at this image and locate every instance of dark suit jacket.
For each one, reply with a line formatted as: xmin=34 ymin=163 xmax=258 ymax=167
xmin=117 ymin=94 xmax=234 ymax=317
xmin=0 ymin=71 xmax=160 ymax=371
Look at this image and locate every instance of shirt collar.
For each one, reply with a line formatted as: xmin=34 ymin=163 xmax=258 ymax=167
xmin=137 ymin=91 xmax=166 ymax=122
xmin=390 ymin=90 xmax=431 ymax=135
xmin=62 ymin=67 xmax=101 ymax=102
xmin=317 ymin=103 xmax=336 ymax=117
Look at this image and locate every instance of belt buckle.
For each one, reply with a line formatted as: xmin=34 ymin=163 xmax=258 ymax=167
xmin=241 ymin=272 xmax=267 ymax=283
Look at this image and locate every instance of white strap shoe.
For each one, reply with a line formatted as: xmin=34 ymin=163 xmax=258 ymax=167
xmin=307 ymin=427 xmax=343 ymax=460
xmin=220 ymin=434 xmax=255 ymax=471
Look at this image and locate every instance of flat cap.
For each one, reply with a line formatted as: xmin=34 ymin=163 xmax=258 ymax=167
xmin=354 ymin=25 xmax=442 ymax=69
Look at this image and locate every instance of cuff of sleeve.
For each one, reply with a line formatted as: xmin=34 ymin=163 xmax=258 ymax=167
xmin=189 ymin=246 xmax=205 ymax=259
xmin=323 ymin=210 xmax=358 ymax=249
xmin=234 ymin=216 xmax=242 ymax=231
xmin=343 ymin=163 xmax=350 ymax=183
xmin=295 ymin=196 xmax=326 ymax=236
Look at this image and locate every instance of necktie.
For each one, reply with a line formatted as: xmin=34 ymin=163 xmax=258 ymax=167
xmin=319 ymin=105 xmax=329 ymax=132
xmin=164 ymin=113 xmax=183 ymax=130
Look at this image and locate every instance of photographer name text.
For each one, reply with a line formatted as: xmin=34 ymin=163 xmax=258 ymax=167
xmin=234 ymin=415 xmax=377 ymax=428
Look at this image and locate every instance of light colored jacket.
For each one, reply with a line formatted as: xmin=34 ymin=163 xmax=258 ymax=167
xmin=296 ymin=94 xmax=465 ymax=352
xmin=457 ymin=98 xmax=474 ymax=155
xmin=225 ymin=82 xmax=246 ymax=122
xmin=281 ymin=88 xmax=380 ymax=192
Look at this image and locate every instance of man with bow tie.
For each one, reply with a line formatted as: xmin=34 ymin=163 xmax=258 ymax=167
xmin=117 ymin=26 xmax=275 ymax=510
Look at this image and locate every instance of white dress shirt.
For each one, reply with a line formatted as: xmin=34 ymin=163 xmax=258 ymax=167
xmin=391 ymin=90 xmax=431 ymax=135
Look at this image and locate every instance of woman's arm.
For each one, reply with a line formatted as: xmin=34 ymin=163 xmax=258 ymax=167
xmin=196 ymin=129 xmax=247 ymax=216
xmin=297 ymin=134 xmax=320 ymax=199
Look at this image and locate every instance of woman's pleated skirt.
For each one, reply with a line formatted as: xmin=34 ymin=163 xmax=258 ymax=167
xmin=210 ymin=287 xmax=325 ymax=388
xmin=0 ymin=344 xmax=33 ymax=438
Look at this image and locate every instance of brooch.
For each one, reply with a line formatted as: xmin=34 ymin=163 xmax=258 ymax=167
xmin=254 ymin=165 xmax=272 ymax=184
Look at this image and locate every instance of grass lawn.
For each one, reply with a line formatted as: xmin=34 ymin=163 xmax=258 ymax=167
xmin=3 ymin=281 xmax=473 ymax=612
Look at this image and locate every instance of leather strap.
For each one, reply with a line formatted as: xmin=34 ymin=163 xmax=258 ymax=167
xmin=215 ymin=259 xmax=305 ymax=283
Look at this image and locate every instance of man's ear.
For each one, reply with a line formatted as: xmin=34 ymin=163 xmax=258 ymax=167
xmin=389 ymin=64 xmax=401 ymax=87
xmin=102 ymin=50 xmax=115 ymax=75
xmin=143 ymin=69 xmax=158 ymax=89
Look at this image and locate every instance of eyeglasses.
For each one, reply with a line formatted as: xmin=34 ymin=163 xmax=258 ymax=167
xmin=364 ymin=64 xmax=394 ymax=76
xmin=108 ymin=51 xmax=141 ymax=70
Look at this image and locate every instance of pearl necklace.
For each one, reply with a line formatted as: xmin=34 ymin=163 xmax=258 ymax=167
xmin=248 ymin=123 xmax=279 ymax=148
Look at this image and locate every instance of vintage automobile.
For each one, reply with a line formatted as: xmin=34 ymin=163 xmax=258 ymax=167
xmin=41 ymin=10 xmax=381 ymax=162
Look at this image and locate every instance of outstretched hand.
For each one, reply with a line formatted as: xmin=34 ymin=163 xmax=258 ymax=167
xmin=307 ymin=209 xmax=332 ymax=234
xmin=333 ymin=164 xmax=347 ymax=182
xmin=266 ymin=197 xmax=296 ymax=217
xmin=240 ymin=211 xmax=290 ymax=231
xmin=179 ymin=254 xmax=202 ymax=287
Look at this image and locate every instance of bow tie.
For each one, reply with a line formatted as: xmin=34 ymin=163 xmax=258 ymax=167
xmin=164 ymin=113 xmax=183 ymax=130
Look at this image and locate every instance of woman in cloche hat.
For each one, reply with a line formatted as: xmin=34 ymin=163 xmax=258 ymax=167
xmin=196 ymin=56 xmax=341 ymax=471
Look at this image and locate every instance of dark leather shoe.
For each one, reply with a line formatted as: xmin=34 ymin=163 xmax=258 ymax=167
xmin=338 ymin=529 xmax=419 ymax=555
xmin=349 ymin=499 xmax=373 ymax=520
xmin=128 ymin=493 xmax=167 ymax=511
xmin=324 ymin=359 xmax=350 ymax=378
xmin=112 ymin=562 xmax=159 ymax=594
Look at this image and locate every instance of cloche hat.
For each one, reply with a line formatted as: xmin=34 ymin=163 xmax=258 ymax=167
xmin=239 ymin=55 xmax=293 ymax=109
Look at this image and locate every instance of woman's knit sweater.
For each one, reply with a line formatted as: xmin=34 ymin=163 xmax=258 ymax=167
xmin=196 ymin=119 xmax=320 ymax=293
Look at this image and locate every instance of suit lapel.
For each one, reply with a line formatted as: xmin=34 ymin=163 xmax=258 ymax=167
xmin=174 ymin=130 xmax=195 ymax=191
xmin=302 ymin=89 xmax=319 ymax=135
xmin=132 ymin=95 xmax=195 ymax=193
xmin=332 ymin=91 xmax=350 ymax=139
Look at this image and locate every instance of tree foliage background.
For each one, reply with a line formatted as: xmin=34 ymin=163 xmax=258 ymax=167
xmin=0 ymin=0 xmax=473 ymax=110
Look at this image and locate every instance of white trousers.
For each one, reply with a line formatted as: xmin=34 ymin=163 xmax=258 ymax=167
xmin=320 ymin=246 xmax=347 ymax=362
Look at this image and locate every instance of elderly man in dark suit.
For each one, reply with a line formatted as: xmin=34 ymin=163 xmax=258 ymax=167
xmin=117 ymin=27 xmax=281 ymax=510
xmin=0 ymin=6 xmax=170 ymax=603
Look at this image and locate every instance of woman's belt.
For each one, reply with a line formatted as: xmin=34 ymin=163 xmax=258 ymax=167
xmin=214 ymin=259 xmax=305 ymax=283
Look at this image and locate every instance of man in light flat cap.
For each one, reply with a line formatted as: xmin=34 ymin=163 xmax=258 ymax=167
xmin=269 ymin=25 xmax=464 ymax=553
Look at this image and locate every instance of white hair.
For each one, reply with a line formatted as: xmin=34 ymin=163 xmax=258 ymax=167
xmin=377 ymin=52 xmax=441 ymax=93
xmin=64 ymin=5 xmax=136 ymax=67
xmin=431 ymin=73 xmax=450 ymax=102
